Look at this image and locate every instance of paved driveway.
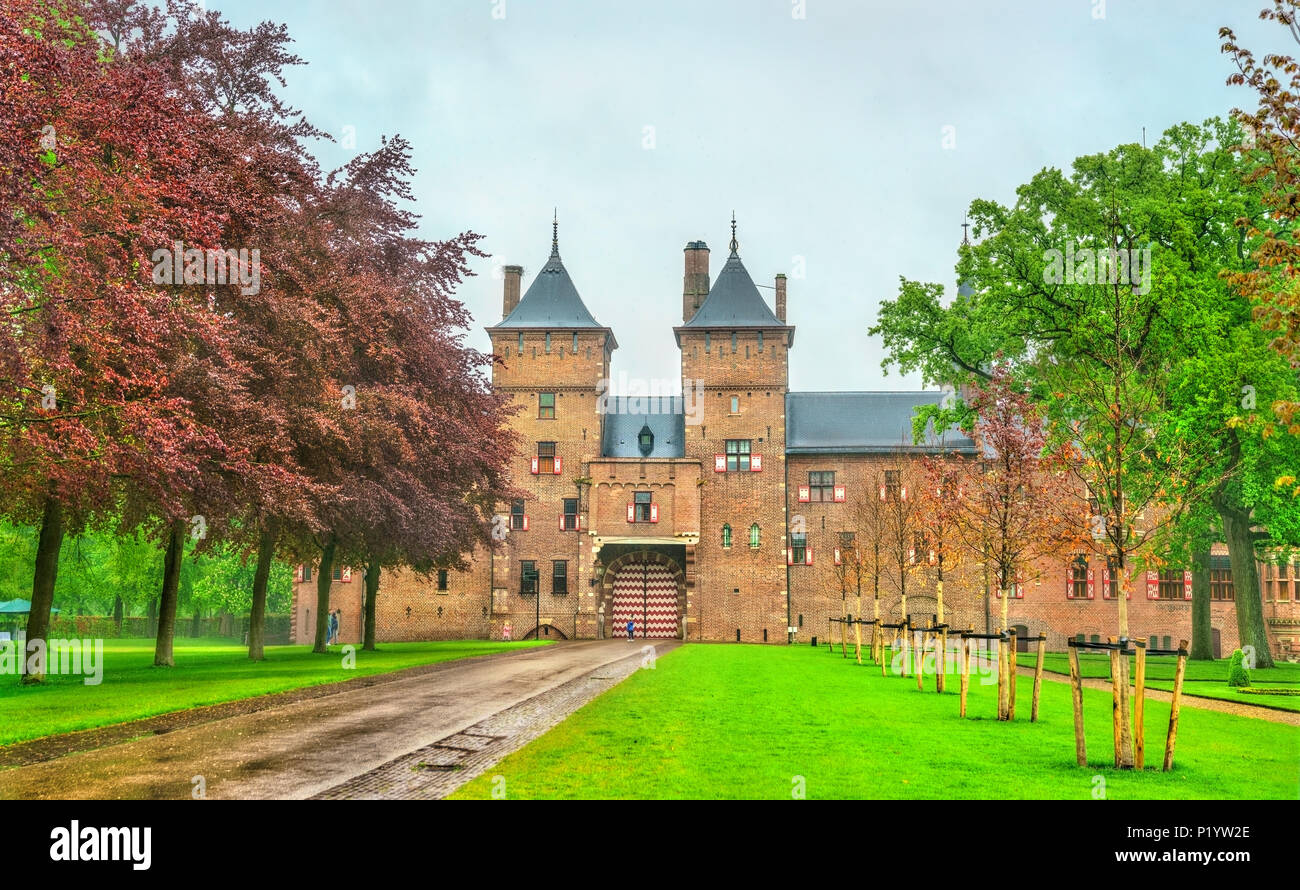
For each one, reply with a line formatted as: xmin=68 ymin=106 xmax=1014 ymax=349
xmin=0 ymin=638 xmax=675 ymax=800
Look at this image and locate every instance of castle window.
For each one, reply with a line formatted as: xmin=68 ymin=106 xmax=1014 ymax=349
xmin=1157 ymin=569 xmax=1184 ymax=600
xmin=705 ymin=333 xmax=711 ymax=352
xmin=633 ymin=491 xmax=653 ymax=522
xmin=545 ymin=332 xmax=551 ymax=353
xmin=722 ymin=524 xmax=732 ymax=549
xmin=725 ymin=439 xmax=751 ymax=471
xmin=758 ymin=331 xmax=764 ymax=352
xmin=303 ymin=564 xmax=312 ymax=582
xmin=552 ymin=560 xmax=568 ymax=595
xmin=521 ymin=560 xmax=538 ymax=595
xmin=1105 ymin=557 xmax=1120 ymax=598
xmin=332 ymin=565 xmax=342 ymax=581
xmin=808 ymin=471 xmax=835 ymax=502
xmin=791 ymin=532 xmax=807 ymax=564
xmin=537 ymin=441 xmax=556 ymax=473
xmin=562 ymin=498 xmax=578 ymax=530
xmin=518 ymin=332 xmax=524 ymax=352
xmin=1210 ymin=556 xmax=1234 ymax=601
xmin=731 ymin=332 xmax=737 ymax=353
xmin=749 ymin=523 xmax=761 ymax=549
xmin=437 ymin=569 xmax=448 ymax=591
xmin=539 ymin=392 xmax=555 ymax=419
xmin=1070 ymin=555 xmax=1088 ymax=599
xmin=572 ymin=333 xmax=578 ymax=352
xmin=883 ymin=469 xmax=901 ymax=500
xmin=730 ymin=396 xmax=739 ymax=414
xmin=510 ymin=499 xmax=526 ymax=531
xmin=638 ymin=425 xmax=654 ymax=456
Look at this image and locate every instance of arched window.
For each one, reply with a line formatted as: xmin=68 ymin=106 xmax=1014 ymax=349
xmin=749 ymin=523 xmax=761 ymax=549
xmin=722 ymin=524 xmax=732 ymax=548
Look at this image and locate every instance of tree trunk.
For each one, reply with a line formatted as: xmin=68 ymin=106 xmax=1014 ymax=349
xmin=314 ymin=537 xmax=335 ymax=653
xmin=1114 ymin=571 xmax=1135 ymax=768
xmin=146 ymin=597 xmax=157 ymax=638
xmin=112 ymin=595 xmax=123 ymax=637
xmin=154 ymin=520 xmax=185 ymax=667
xmin=364 ymin=560 xmax=379 ymax=651
xmin=1219 ymin=504 xmax=1274 ymax=668
xmin=1190 ymin=549 xmax=1214 ymax=661
xmin=22 ymin=497 xmax=65 ymax=685
xmin=248 ymin=523 xmax=277 ymax=661
xmin=190 ymin=609 xmax=201 ymax=638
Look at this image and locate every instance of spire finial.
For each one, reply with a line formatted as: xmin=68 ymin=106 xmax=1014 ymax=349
xmin=961 ymin=216 xmax=970 ymax=245
xmin=550 ymin=208 xmax=560 ymax=258
xmin=729 ymin=210 xmax=738 ymax=254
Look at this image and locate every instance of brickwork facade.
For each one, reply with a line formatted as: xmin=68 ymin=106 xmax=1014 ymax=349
xmin=287 ymin=228 xmax=1300 ymax=659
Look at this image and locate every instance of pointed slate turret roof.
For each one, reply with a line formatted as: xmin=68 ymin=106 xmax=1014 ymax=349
xmin=681 ymin=216 xmax=783 ymax=328
xmin=492 ymin=219 xmax=615 ymax=345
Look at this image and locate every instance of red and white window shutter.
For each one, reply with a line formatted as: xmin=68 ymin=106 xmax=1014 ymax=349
xmin=797 ymin=485 xmax=811 ymax=503
xmin=804 ymin=545 xmax=814 ymax=566
xmin=750 ymin=454 xmax=763 ymax=472
xmin=627 ymin=503 xmax=635 ymax=523
xmin=530 ymin=456 xmax=540 ymax=474
xmin=833 ymin=484 xmax=846 ymax=503
xmin=1183 ymin=569 xmax=1193 ymax=600
xmin=553 ymin=456 xmax=563 ymax=474
xmin=521 ymin=514 xmax=529 ymax=531
xmin=341 ymin=567 xmax=352 ymax=583
xmin=834 ymin=548 xmax=842 ymax=566
xmin=714 ymin=454 xmax=726 ymax=473
xmin=1146 ymin=570 xmax=1159 ymax=600
xmin=649 ymin=503 xmax=659 ymax=523
xmin=295 ymin=565 xmax=304 ymax=583
xmin=1087 ymin=568 xmax=1096 ymax=599
xmin=786 ymin=547 xmax=794 ymax=566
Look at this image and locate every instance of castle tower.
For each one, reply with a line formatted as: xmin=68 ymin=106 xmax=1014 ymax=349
xmin=485 ymin=217 xmax=617 ymax=640
xmin=673 ymin=215 xmax=795 ymax=642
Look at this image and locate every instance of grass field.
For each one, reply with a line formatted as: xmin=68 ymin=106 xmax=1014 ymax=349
xmin=1036 ymin=652 xmax=1300 ymax=712
xmin=0 ymin=637 xmax=548 ymax=746
xmin=452 ymin=643 xmax=1300 ymax=800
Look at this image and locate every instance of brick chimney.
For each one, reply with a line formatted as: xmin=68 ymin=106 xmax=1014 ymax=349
xmin=682 ymin=241 xmax=710 ymax=322
xmin=775 ymin=273 xmax=787 ymax=323
xmin=503 ymin=265 xmax=523 ymax=319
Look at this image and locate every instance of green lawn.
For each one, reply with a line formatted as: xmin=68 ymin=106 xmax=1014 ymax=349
xmin=452 ymin=643 xmax=1300 ymax=800
xmin=0 ymin=637 xmax=548 ymax=746
xmin=1035 ymin=652 xmax=1300 ymax=712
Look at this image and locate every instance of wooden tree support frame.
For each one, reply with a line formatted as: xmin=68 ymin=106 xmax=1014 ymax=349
xmin=1067 ymin=637 xmax=1188 ymax=772
xmin=959 ymin=630 xmax=1009 ymax=720
xmin=880 ymin=621 xmax=908 ymax=679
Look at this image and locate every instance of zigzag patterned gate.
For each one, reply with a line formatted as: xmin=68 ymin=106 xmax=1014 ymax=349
xmin=611 ymin=562 xmax=679 ymax=638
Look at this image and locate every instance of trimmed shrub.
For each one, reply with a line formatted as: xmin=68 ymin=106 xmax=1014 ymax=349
xmin=1227 ymin=649 xmax=1251 ymax=688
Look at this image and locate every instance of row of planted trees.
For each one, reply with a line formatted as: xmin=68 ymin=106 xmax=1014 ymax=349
xmin=1 ymin=0 xmax=517 ymax=682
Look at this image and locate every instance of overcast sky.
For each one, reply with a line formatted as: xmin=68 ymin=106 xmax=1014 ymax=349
xmin=215 ymin=0 xmax=1274 ymax=393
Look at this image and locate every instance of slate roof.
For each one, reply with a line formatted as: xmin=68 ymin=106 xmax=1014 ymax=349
xmin=681 ymin=249 xmax=784 ymax=328
xmin=785 ymin=391 xmax=978 ymax=454
xmin=600 ymin=396 xmax=686 ymax=458
xmin=494 ymin=241 xmax=609 ymax=332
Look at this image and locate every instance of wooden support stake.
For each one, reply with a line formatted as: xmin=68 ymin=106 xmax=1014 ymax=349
xmin=1163 ymin=640 xmax=1188 ymax=772
xmin=915 ymin=629 xmax=925 ymax=691
xmin=1134 ymin=637 xmax=1147 ymax=770
xmin=853 ymin=611 xmax=862 ymax=666
xmin=1068 ymin=644 xmax=1086 ymax=766
xmin=959 ymin=636 xmax=970 ymax=717
xmin=901 ymin=629 xmax=910 ymax=679
xmin=1108 ymin=636 xmax=1122 ymax=768
xmin=997 ymin=637 xmax=1009 ymax=720
xmin=1007 ymin=628 xmax=1018 ymax=720
xmin=937 ymin=627 xmax=947 ymax=694
xmin=1032 ymin=637 xmax=1045 ymax=722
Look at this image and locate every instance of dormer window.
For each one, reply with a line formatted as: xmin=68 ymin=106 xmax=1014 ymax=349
xmin=637 ymin=425 xmax=654 ymax=456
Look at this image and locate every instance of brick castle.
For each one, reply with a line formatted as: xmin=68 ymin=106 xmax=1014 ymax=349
xmin=291 ymin=219 xmax=1300 ymax=659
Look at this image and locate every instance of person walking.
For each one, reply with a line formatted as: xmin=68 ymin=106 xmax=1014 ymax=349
xmin=626 ymin=618 xmax=635 ymax=641
xmin=328 ymin=609 xmax=340 ymax=646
